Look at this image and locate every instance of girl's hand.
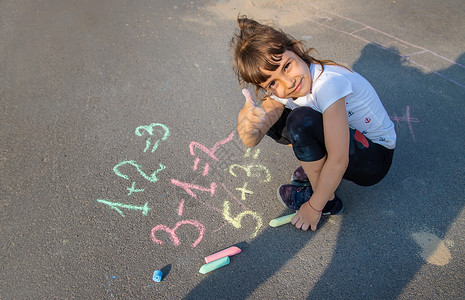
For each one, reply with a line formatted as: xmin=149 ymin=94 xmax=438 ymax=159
xmin=237 ymin=89 xmax=266 ymax=146
xmin=237 ymin=89 xmax=284 ymax=147
xmin=291 ymin=202 xmax=321 ymax=231
xmin=241 ymin=89 xmax=266 ymax=135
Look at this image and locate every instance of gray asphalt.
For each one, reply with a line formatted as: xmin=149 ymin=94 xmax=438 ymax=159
xmin=1 ymin=0 xmax=464 ymax=299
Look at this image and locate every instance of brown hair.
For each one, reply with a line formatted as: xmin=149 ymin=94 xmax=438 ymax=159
xmin=231 ymin=16 xmax=350 ymax=100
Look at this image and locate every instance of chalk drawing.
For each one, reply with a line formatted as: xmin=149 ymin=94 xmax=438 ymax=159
xmin=193 ymin=157 xmax=210 ymax=176
xmin=222 ymin=200 xmax=262 ymax=238
xmin=96 ymin=123 xmax=170 ymax=218
xmin=165 ymin=132 xmax=266 ymax=241
xmin=229 ymin=164 xmax=271 ymax=182
xmin=97 ymin=127 xmax=268 ymax=249
xmin=170 ymin=179 xmax=217 ymax=199
xmin=189 ymin=131 xmax=235 ymax=175
xmin=244 ymin=148 xmax=260 ymax=159
xmin=127 ymin=182 xmax=145 ymax=196
xmin=390 ymin=105 xmax=419 ymax=142
xmin=236 ymin=182 xmax=253 ymax=200
xmin=113 ymin=160 xmax=166 ymax=182
xmin=151 ymin=220 xmax=205 ymax=248
xmin=178 ymin=199 xmax=185 ymax=216
xmin=96 ymin=199 xmax=150 ymax=217
xmin=135 ymin=123 xmax=170 ymax=153
xmin=222 ymin=183 xmax=249 ymax=210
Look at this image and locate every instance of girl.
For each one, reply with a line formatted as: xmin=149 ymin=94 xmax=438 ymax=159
xmin=232 ymin=16 xmax=396 ymax=231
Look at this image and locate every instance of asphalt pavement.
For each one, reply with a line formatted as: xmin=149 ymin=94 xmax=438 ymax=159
xmin=1 ymin=0 xmax=464 ymax=299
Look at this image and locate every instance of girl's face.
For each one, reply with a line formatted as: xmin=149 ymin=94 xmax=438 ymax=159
xmin=259 ymin=50 xmax=311 ymax=99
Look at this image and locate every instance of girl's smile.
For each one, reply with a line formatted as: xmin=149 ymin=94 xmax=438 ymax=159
xmin=260 ymin=50 xmax=312 ymax=99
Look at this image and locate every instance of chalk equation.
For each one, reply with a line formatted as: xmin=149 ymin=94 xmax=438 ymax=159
xmin=96 ymin=123 xmax=272 ymax=249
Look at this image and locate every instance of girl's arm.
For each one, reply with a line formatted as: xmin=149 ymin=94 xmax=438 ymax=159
xmin=292 ymin=98 xmax=350 ymax=231
xmin=237 ymin=94 xmax=285 ymax=147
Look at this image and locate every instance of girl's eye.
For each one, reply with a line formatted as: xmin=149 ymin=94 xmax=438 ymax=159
xmin=284 ymin=62 xmax=291 ymax=71
xmin=269 ymin=80 xmax=276 ymax=88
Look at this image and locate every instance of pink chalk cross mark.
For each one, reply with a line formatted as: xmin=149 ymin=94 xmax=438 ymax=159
xmin=390 ymin=106 xmax=419 ymax=142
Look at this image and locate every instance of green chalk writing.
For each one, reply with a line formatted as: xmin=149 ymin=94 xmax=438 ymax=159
xmin=97 ymin=199 xmax=150 ymax=217
xmin=135 ymin=123 xmax=170 ymax=153
xmin=127 ymin=182 xmax=145 ymax=196
xmin=113 ymin=160 xmax=166 ymax=182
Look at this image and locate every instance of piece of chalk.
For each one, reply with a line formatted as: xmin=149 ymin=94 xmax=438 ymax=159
xmin=269 ymin=213 xmax=297 ymax=227
xmin=152 ymin=270 xmax=163 ymax=282
xmin=199 ymin=256 xmax=230 ymax=274
xmin=204 ymin=246 xmax=241 ymax=264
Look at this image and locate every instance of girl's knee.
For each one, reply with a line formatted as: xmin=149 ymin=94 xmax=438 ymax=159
xmin=286 ymin=107 xmax=321 ymax=131
xmin=285 ymin=107 xmax=326 ymax=161
xmin=286 ymin=107 xmax=323 ymax=141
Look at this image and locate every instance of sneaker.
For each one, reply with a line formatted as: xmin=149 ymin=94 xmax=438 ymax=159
xmin=277 ymin=184 xmax=313 ymax=211
xmin=291 ymin=166 xmax=311 ymax=187
xmin=322 ymin=195 xmax=344 ymax=216
xmin=277 ymin=184 xmax=344 ymax=215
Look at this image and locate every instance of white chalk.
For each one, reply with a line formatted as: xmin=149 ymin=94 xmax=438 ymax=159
xmin=204 ymin=246 xmax=241 ymax=264
xmin=269 ymin=213 xmax=297 ymax=227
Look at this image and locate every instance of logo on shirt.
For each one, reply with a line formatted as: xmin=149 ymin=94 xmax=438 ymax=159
xmin=365 ymin=118 xmax=371 ymax=123
xmin=347 ymin=111 xmax=354 ymax=117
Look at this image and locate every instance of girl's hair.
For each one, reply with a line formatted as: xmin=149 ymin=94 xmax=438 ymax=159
xmin=231 ymin=16 xmax=350 ymax=99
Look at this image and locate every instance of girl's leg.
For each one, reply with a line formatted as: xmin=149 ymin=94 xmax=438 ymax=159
xmin=299 ymin=157 xmax=336 ymax=200
xmin=278 ymin=107 xmax=341 ymax=214
xmin=265 ymin=107 xmax=292 ymax=145
xmin=286 ymin=107 xmax=327 ymax=192
xmin=286 ymin=106 xmax=394 ymax=187
xmin=344 ymin=130 xmax=394 ymax=186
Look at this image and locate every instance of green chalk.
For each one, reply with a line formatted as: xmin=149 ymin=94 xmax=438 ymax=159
xmin=269 ymin=213 xmax=297 ymax=227
xmin=199 ymin=256 xmax=230 ymax=274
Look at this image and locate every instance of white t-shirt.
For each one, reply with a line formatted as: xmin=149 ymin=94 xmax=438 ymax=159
xmin=271 ymin=63 xmax=396 ymax=149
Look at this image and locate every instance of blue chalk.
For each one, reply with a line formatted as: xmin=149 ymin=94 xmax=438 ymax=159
xmin=153 ymin=270 xmax=163 ymax=282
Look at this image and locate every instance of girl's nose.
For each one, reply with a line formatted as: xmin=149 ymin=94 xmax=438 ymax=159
xmin=283 ymin=75 xmax=295 ymax=89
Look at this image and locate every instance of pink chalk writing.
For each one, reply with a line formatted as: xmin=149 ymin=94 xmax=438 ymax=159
xmin=170 ymin=180 xmax=217 ymax=199
xmin=189 ymin=131 xmax=235 ymax=176
xmin=151 ymin=220 xmax=205 ymax=248
xmin=193 ymin=157 xmax=210 ymax=176
xmin=189 ymin=131 xmax=235 ymax=160
xmin=390 ymin=105 xmax=419 ymax=142
xmin=178 ymin=199 xmax=185 ymax=216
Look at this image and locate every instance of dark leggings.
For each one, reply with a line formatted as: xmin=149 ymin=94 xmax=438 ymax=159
xmin=266 ymin=107 xmax=394 ymax=186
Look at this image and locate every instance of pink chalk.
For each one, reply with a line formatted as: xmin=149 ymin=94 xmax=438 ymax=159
xmin=204 ymin=246 xmax=241 ymax=264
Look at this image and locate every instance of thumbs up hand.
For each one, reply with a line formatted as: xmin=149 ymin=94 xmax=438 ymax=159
xmin=240 ymin=89 xmax=266 ymax=136
xmin=242 ymin=88 xmax=258 ymax=107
